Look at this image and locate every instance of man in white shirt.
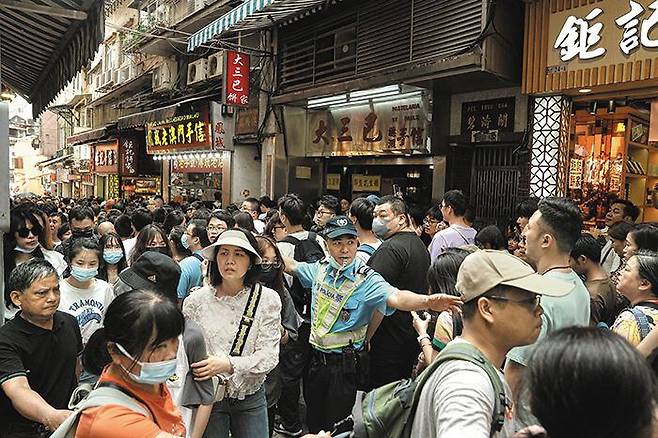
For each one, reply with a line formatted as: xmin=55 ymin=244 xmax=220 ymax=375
xmin=411 ymin=250 xmax=573 ymax=438
xmin=241 ymin=197 xmax=265 ymax=234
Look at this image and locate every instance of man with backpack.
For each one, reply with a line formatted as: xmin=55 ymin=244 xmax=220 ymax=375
xmin=176 ymin=219 xmax=209 ymax=302
xmin=275 ymin=194 xmax=327 ymax=437
xmin=411 ymin=250 xmax=573 ymax=437
xmin=348 ymin=197 xmax=381 ymax=263
xmin=429 ymin=190 xmax=477 ymax=262
xmin=283 ymin=216 xmax=462 ymax=434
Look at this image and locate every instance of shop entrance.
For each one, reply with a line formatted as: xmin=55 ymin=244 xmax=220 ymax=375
xmin=326 ymin=160 xmax=433 ymax=207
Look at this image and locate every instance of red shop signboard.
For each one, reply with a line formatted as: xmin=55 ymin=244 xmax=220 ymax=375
xmin=224 ymin=50 xmax=250 ymax=106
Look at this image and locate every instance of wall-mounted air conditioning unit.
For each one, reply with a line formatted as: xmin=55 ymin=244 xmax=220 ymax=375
xmin=187 ymin=59 xmax=207 ymax=85
xmin=206 ymin=52 xmax=223 ymax=78
xmin=152 ymin=59 xmax=178 ymax=91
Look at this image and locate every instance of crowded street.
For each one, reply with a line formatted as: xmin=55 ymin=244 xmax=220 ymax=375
xmin=3 ymin=0 xmax=658 ymax=437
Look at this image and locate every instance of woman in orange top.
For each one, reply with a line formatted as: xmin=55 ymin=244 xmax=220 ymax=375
xmin=76 ymin=289 xmax=187 ymax=438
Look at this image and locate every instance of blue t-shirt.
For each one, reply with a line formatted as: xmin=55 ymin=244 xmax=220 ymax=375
xmin=294 ymin=257 xmax=396 ymax=352
xmin=177 ymin=253 xmax=204 ymax=299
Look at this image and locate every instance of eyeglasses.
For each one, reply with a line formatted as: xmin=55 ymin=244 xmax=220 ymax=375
xmin=488 ymin=295 xmax=541 ymax=309
xmin=207 ymin=225 xmax=227 ymax=231
xmin=273 ymin=225 xmax=285 ymax=230
xmin=315 ymin=210 xmax=333 ymax=217
xmin=17 ymin=227 xmax=39 ymax=238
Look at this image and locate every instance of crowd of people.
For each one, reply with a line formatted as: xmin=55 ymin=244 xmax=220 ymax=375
xmin=1 ymin=190 xmax=658 ymax=438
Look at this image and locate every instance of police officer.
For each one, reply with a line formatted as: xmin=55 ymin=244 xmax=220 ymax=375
xmin=283 ymin=216 xmax=462 ymax=433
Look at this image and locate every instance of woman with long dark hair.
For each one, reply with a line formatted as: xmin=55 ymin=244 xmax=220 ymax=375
xmin=130 ymin=224 xmax=171 ymax=265
xmin=254 ymin=235 xmax=300 ymax=437
xmin=97 ymin=232 xmax=127 ymax=285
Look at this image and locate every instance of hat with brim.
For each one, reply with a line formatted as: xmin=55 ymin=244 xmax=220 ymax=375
xmin=324 ymin=215 xmax=358 ymax=240
xmin=456 ymin=250 xmax=574 ymax=302
xmin=201 ymin=229 xmax=262 ymax=264
xmin=117 ymin=251 xmax=182 ymax=302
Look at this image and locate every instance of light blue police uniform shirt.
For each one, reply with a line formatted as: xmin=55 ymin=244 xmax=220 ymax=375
xmin=294 ymin=257 xmax=396 ymax=353
xmin=177 ymin=252 xmax=204 ymax=300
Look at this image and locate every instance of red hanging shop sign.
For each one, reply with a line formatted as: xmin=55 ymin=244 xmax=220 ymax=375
xmin=224 ymin=50 xmax=250 ymax=106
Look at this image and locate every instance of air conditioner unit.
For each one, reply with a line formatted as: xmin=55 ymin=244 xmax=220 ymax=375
xmin=206 ymin=52 xmax=224 ymax=78
xmin=187 ymin=59 xmax=207 ymax=85
xmin=155 ymin=4 xmax=171 ymax=25
xmin=152 ymin=59 xmax=178 ymax=91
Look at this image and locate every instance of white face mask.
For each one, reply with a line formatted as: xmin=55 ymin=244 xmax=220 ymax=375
xmin=14 ymin=245 xmax=38 ymax=254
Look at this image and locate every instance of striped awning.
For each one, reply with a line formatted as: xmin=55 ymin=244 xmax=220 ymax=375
xmin=187 ymin=0 xmax=328 ymax=51
xmin=0 ymin=0 xmax=104 ymax=118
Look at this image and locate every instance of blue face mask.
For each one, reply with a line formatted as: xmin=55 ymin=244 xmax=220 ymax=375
xmin=70 ymin=266 xmax=98 ymax=282
xmin=103 ymin=249 xmax=123 ymax=265
xmin=181 ymin=233 xmax=190 ymax=250
xmin=116 ymin=343 xmax=178 ymax=385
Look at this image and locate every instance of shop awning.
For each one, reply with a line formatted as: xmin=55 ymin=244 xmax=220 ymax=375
xmin=187 ymin=0 xmax=328 ymax=51
xmin=37 ymin=154 xmax=73 ymax=168
xmin=66 ymin=124 xmax=116 ymax=145
xmin=0 ymin=0 xmax=105 ymax=118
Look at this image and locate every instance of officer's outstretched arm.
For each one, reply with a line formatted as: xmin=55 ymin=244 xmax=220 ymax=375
xmin=282 ymin=254 xmax=297 ymax=275
xmin=386 ymin=289 xmax=462 ymax=313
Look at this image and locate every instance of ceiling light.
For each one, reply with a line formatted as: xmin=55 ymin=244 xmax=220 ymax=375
xmin=350 ymin=85 xmax=400 ymax=99
xmin=589 ymin=101 xmax=598 ymax=115
xmin=307 ymin=94 xmax=348 ymax=108
xmin=579 ymin=88 xmax=592 ymax=93
xmin=607 ymin=100 xmax=616 ymax=114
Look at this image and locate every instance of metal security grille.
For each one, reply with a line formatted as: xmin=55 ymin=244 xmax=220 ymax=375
xmin=471 ymin=145 xmax=521 ymax=228
xmin=278 ymin=0 xmax=485 ymax=91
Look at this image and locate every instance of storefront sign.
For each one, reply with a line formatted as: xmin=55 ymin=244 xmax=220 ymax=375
xmin=56 ymin=167 xmax=69 ymax=183
xmin=210 ymin=102 xmax=235 ymax=151
xmin=295 ymin=166 xmax=312 ymax=180
xmin=461 ymin=98 xmax=515 ymax=142
xmin=120 ymin=137 xmax=138 ymax=176
xmin=108 ymin=174 xmax=120 ymax=200
xmin=569 ymin=158 xmax=583 ymax=189
xmin=524 ymin=0 xmax=658 ymax=93
xmin=146 ymin=108 xmax=212 ymax=154
xmin=327 ymin=173 xmax=341 ymax=191
xmin=94 ymin=142 xmax=118 ymax=173
xmin=122 ymin=177 xmax=161 ymax=196
xmin=307 ymin=93 xmax=430 ymax=157
xmin=352 ymin=174 xmax=381 ymax=192
xmin=172 ymin=156 xmax=224 ymax=173
xmin=224 ymin=51 xmax=250 ymax=106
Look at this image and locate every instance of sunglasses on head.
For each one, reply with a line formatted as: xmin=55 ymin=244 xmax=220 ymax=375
xmin=17 ymin=226 xmax=40 ymax=238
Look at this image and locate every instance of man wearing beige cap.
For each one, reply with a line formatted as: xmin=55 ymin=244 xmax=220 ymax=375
xmin=411 ymin=250 xmax=573 ymax=438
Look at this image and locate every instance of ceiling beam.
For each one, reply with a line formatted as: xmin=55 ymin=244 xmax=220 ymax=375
xmin=0 ymin=0 xmax=87 ymax=20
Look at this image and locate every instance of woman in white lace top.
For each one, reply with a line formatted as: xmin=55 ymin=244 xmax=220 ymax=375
xmin=183 ymin=228 xmax=281 ymax=438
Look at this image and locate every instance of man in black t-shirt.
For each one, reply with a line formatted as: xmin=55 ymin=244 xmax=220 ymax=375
xmin=0 ymin=259 xmax=82 ymax=437
xmin=368 ymin=196 xmax=431 ymax=388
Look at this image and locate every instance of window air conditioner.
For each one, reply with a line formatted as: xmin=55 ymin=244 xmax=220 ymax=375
xmin=187 ymin=59 xmax=207 ymax=85
xmin=152 ymin=59 xmax=178 ymax=91
xmin=206 ymin=52 xmax=224 ymax=79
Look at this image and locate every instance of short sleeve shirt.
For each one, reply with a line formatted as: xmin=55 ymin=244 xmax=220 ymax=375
xmin=177 ymin=253 xmax=204 ymax=299
xmin=506 ymin=270 xmax=590 ymax=367
xmin=612 ymin=304 xmax=658 ymax=347
xmin=0 ymin=311 xmax=83 ymax=430
xmin=294 ymin=257 xmax=396 ymax=352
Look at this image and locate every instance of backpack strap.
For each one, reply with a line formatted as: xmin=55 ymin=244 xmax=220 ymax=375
xmin=630 ymin=307 xmax=651 ymax=340
xmin=280 ymin=235 xmax=301 ymax=245
xmin=405 ymin=342 xmax=508 ymax=437
xmin=50 ymin=384 xmax=152 ymax=438
xmin=357 ymin=244 xmax=376 ymax=256
xmin=192 ymin=253 xmax=204 ymax=263
xmin=230 ymin=284 xmax=263 ymax=356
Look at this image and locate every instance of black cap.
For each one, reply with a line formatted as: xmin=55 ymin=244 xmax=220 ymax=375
xmin=323 ymin=215 xmax=358 ymax=239
xmin=118 ymin=251 xmax=182 ymax=302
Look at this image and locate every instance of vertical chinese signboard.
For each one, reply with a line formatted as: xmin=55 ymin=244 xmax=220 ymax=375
xmin=120 ymin=137 xmax=138 ymax=176
xmin=461 ymin=98 xmax=515 ymax=143
xmin=306 ymin=92 xmax=430 ymax=157
xmin=224 ymin=51 xmax=250 ymax=106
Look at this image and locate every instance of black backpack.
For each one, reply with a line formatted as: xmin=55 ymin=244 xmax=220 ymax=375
xmin=280 ymin=232 xmax=325 ymax=319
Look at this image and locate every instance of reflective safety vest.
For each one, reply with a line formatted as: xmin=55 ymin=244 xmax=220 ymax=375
xmin=309 ymin=263 xmax=371 ymax=351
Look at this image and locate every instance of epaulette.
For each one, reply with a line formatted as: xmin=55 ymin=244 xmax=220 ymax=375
xmin=356 ymin=265 xmax=372 ymax=277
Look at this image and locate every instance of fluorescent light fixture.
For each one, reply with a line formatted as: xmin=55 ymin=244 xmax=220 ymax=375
xmin=350 ymin=85 xmax=399 ymax=98
xmin=307 ymin=94 xmax=348 ymax=108
xmin=579 ymin=88 xmax=592 ymax=93
xmin=372 ymin=91 xmax=422 ymax=103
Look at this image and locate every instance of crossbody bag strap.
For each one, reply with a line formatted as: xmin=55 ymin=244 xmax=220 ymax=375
xmin=95 ymin=381 xmax=156 ymax=421
xmin=230 ymin=284 xmax=263 ymax=356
